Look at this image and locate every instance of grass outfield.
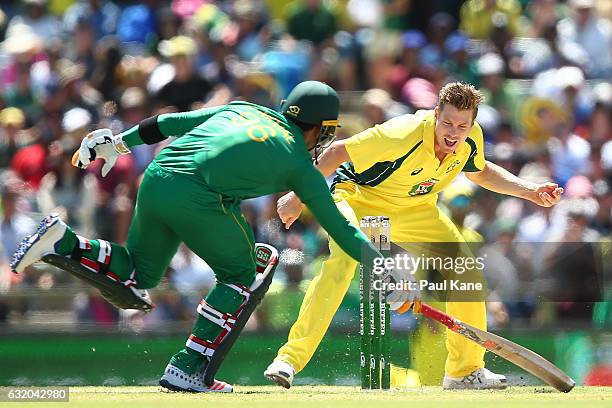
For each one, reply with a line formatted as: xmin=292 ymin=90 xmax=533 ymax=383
xmin=1 ymin=386 xmax=610 ymax=408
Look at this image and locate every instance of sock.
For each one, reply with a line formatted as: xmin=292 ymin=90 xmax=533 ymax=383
xmin=169 ymin=348 xmax=207 ymax=375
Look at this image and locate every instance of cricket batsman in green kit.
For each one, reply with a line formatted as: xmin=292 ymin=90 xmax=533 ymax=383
xmin=11 ymin=81 xmax=392 ymax=393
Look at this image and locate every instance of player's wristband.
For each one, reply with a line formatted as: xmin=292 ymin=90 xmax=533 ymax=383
xmin=138 ymin=115 xmax=166 ymax=145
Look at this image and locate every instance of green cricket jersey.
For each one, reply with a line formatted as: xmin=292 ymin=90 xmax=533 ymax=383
xmin=120 ymin=101 xmax=377 ymax=263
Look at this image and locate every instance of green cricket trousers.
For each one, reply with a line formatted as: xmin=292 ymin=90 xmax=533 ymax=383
xmin=56 ymin=161 xmax=258 ymax=374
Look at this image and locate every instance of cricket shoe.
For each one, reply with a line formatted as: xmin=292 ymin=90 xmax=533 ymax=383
xmin=443 ymin=368 xmax=507 ymax=390
xmin=159 ymin=364 xmax=233 ymax=393
xmin=10 ymin=214 xmax=66 ymax=274
xmin=264 ymin=360 xmax=295 ymax=389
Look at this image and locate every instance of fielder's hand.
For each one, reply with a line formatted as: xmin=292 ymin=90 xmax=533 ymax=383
xmin=277 ymin=192 xmax=303 ymax=229
xmin=72 ymin=129 xmax=131 ymax=177
xmin=526 ymin=182 xmax=564 ymax=207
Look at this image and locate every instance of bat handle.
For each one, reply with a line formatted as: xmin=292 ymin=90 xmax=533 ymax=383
xmin=71 ymin=150 xmax=80 ymax=167
xmin=418 ymin=302 xmax=459 ymax=330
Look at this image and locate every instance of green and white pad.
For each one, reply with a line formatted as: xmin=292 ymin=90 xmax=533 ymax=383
xmin=202 ymin=243 xmax=279 ymax=386
xmin=41 ymin=254 xmax=154 ymax=312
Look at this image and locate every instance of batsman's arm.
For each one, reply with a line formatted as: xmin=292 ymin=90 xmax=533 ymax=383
xmin=290 ymin=166 xmax=380 ymax=263
xmin=121 ymin=105 xmax=226 ymax=148
xmin=466 ymin=161 xmax=563 ymax=207
xmin=277 ymin=140 xmax=350 ymax=228
xmin=72 ymin=105 xmax=227 ymax=175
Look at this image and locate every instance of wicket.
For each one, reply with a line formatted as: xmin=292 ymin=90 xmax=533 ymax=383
xmin=359 ymin=216 xmax=391 ymax=390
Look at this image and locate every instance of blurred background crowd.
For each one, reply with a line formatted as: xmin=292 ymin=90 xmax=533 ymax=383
xmin=0 ymin=0 xmax=610 ymax=333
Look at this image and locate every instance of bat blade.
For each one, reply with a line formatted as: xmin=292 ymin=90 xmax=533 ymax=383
xmin=419 ymin=303 xmax=575 ymax=393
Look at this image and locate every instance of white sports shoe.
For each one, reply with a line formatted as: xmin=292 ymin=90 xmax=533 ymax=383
xmin=443 ymin=368 xmax=507 ymax=390
xmin=159 ymin=364 xmax=233 ymax=393
xmin=264 ymin=360 xmax=295 ymax=389
xmin=11 ymin=214 xmax=66 ymax=274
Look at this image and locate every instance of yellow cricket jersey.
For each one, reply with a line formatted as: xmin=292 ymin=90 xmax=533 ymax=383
xmin=331 ymin=110 xmax=485 ymax=208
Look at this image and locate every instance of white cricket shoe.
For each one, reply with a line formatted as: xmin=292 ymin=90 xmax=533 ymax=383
xmin=159 ymin=364 xmax=233 ymax=393
xmin=11 ymin=214 xmax=66 ymax=274
xmin=443 ymin=368 xmax=507 ymax=390
xmin=264 ymin=360 xmax=295 ymax=389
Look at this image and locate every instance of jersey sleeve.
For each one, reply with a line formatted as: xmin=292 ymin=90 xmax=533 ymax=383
xmin=122 ymin=105 xmax=226 ymax=147
xmin=289 ymin=165 xmax=381 ymax=263
xmin=344 ymin=114 xmax=422 ymax=173
xmin=462 ymin=122 xmax=486 ymax=172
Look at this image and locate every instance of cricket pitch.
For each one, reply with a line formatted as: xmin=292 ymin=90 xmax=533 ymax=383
xmin=1 ymin=386 xmax=609 ymax=408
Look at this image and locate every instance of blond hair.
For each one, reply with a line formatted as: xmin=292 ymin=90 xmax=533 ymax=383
xmin=438 ymin=82 xmax=485 ymax=119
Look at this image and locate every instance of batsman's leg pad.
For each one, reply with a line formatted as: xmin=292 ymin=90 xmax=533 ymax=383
xmin=201 ymin=243 xmax=279 ymax=386
xmin=41 ymin=254 xmax=153 ymax=312
xmin=196 ymin=300 xmax=238 ymax=332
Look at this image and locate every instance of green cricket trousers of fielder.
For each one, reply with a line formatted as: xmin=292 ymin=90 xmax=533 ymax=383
xmin=56 ymin=162 xmax=258 ymax=374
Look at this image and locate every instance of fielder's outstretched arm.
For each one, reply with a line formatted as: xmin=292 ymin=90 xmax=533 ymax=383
xmin=278 ymin=117 xmax=416 ymax=228
xmin=312 ymin=140 xmax=351 ymax=177
xmin=466 ymin=160 xmax=563 ymax=207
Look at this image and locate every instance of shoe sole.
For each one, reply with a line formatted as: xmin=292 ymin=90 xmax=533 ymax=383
xmin=10 ymin=215 xmax=63 ymax=273
xmin=159 ymin=379 xmax=195 ymax=392
xmin=159 ymin=379 xmax=232 ymax=393
xmin=264 ymin=372 xmax=291 ymax=389
xmin=443 ymin=381 xmax=508 ymax=390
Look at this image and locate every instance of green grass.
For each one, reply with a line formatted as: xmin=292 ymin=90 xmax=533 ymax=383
xmin=1 ymin=386 xmax=610 ymax=408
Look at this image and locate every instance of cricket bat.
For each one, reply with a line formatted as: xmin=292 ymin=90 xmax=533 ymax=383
xmin=415 ymin=302 xmax=575 ymax=393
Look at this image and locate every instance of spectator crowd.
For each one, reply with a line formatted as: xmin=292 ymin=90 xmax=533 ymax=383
xmin=0 ymin=0 xmax=609 ymax=331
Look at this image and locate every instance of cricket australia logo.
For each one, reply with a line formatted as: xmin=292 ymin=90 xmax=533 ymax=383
xmin=408 ymin=178 xmax=439 ymax=196
xmin=446 ymin=160 xmax=461 ymax=173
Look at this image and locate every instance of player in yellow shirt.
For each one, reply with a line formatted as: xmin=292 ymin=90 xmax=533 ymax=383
xmin=264 ymin=82 xmax=564 ymax=390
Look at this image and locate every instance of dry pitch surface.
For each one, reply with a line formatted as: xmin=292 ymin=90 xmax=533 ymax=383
xmin=0 ymin=386 xmax=610 ymax=408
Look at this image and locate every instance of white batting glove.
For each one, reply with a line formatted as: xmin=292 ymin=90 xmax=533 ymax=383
xmin=385 ymin=266 xmax=421 ymax=313
xmin=72 ymin=129 xmax=131 ymax=177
